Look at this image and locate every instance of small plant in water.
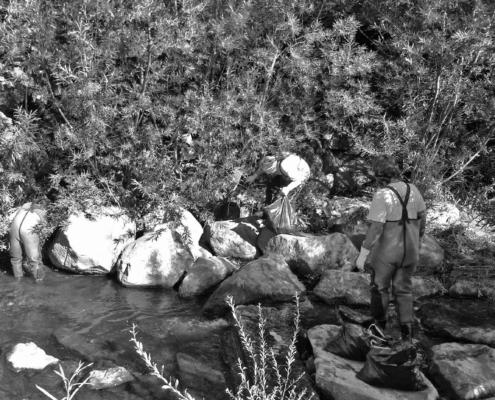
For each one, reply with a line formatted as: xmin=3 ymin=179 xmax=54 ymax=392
xmin=36 ymin=361 xmax=93 ymax=400
xmin=130 ymin=293 xmax=311 ymax=400
xmin=226 ymin=293 xmax=312 ymax=400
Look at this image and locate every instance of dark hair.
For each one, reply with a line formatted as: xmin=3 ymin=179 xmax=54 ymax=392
xmin=371 ymin=155 xmax=402 ymax=180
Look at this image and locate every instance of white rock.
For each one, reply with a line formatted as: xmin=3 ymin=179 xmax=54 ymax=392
xmin=7 ymin=342 xmax=59 ymax=370
xmin=308 ymin=325 xmax=439 ymax=400
xmin=88 ymin=366 xmax=134 ymax=389
xmin=428 ymin=202 xmax=460 ymax=228
xmin=48 ymin=207 xmax=136 ymax=274
xmin=116 ymin=228 xmax=195 ymax=287
xmin=154 ymin=208 xmax=204 ymax=246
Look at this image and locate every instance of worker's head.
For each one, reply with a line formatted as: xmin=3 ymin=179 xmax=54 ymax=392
xmin=259 ymin=156 xmax=278 ymax=175
xmin=371 ymin=155 xmax=402 ymax=184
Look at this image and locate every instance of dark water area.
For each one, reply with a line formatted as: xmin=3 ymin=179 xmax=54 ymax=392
xmin=0 ymin=264 xmax=230 ymax=400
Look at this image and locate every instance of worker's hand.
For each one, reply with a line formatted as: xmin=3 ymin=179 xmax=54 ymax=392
xmin=245 ymin=175 xmax=257 ymax=184
xmin=355 ymin=247 xmax=371 ymax=272
xmin=280 ymin=187 xmax=290 ymax=197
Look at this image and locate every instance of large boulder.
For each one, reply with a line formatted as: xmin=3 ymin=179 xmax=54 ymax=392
xmin=449 ymin=277 xmax=495 ymax=299
xmin=202 ymin=218 xmax=263 ymax=260
xmin=202 ymin=254 xmax=306 ymax=317
xmin=429 ymin=342 xmax=495 ymax=400
xmin=262 ymin=232 xmax=358 ymax=275
xmin=178 ymin=256 xmax=240 ymax=298
xmin=48 ymin=207 xmax=136 ymax=274
xmin=115 ymin=228 xmax=195 ymax=288
xmin=314 ymin=270 xmax=442 ymax=306
xmin=418 ymin=297 xmax=495 ymax=347
xmin=308 ymin=325 xmax=438 ymax=400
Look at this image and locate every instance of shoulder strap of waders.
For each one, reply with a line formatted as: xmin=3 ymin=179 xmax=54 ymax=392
xmin=385 ymin=183 xmax=411 ymax=267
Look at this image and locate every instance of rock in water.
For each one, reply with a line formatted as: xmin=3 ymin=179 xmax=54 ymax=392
xmin=7 ymin=342 xmax=59 ymax=370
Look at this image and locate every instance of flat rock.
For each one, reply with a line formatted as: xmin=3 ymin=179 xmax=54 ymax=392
xmin=202 ymin=254 xmax=306 ymax=317
xmin=88 ymin=366 xmax=134 ymax=389
xmin=418 ymin=297 xmax=495 ymax=347
xmin=7 ymin=342 xmax=59 ymax=370
xmin=262 ymin=232 xmax=358 ymax=275
xmin=178 ymin=256 xmax=240 ymax=298
xmin=429 ymin=342 xmax=495 ymax=400
xmin=314 ymin=270 xmax=442 ymax=306
xmin=449 ymin=278 xmax=495 ymax=298
xmin=308 ymin=325 xmax=438 ymax=400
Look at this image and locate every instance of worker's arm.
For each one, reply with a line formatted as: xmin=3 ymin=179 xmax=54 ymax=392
xmin=356 ymin=221 xmax=384 ymax=271
xmin=418 ymin=210 xmax=426 ymax=239
xmin=280 ymin=180 xmax=303 ymax=196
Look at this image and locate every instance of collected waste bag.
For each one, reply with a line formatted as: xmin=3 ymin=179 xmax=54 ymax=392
xmin=324 ymin=306 xmax=379 ymax=361
xmin=263 ymin=196 xmax=296 ymax=234
xmin=356 ymin=342 xmax=428 ymax=392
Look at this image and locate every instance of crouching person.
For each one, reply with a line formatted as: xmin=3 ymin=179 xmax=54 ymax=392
xmin=8 ymin=199 xmax=49 ymax=282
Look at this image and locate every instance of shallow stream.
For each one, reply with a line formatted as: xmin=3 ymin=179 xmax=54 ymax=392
xmin=0 ymin=265 xmax=231 ymax=400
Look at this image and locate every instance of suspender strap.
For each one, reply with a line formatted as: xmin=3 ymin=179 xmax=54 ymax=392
xmin=385 ymin=183 xmax=410 ymax=267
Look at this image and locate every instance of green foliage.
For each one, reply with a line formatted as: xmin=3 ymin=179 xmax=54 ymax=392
xmin=0 ymin=0 xmax=494 ymax=239
xmin=36 ymin=361 xmax=93 ymax=400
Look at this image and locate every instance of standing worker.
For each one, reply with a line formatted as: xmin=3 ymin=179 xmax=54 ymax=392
xmin=8 ymin=199 xmax=48 ymax=282
xmin=245 ymin=154 xmax=310 ymax=205
xmin=356 ymin=155 xmax=426 ymax=344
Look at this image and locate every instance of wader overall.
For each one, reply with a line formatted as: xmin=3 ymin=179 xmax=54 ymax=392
xmin=369 ymin=184 xmax=422 ymax=330
xmin=8 ymin=203 xmax=46 ymax=280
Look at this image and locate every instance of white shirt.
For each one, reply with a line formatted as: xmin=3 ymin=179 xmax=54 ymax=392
xmin=367 ymin=182 xmax=426 ymax=222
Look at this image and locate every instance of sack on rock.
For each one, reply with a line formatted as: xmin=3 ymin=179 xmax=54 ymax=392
xmin=324 ymin=306 xmax=376 ymax=361
xmin=263 ymin=197 xmax=296 ymax=234
xmin=356 ymin=342 xmax=428 ymax=392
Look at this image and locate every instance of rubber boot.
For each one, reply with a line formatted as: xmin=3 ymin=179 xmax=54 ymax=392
xmin=31 ymin=265 xmax=45 ymax=283
xmin=12 ymin=263 xmax=23 ymax=279
xmin=400 ymin=323 xmax=414 ymax=345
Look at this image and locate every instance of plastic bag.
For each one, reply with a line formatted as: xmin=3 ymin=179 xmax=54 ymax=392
xmin=263 ymin=197 xmax=296 ymax=234
xmin=324 ymin=306 xmax=377 ymax=361
xmin=356 ymin=342 xmax=428 ymax=391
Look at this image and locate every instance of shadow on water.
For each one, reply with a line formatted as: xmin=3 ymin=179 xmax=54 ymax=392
xmin=0 ymin=261 xmax=229 ymax=400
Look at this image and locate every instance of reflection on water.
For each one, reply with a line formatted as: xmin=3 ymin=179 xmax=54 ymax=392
xmin=0 ymin=266 xmax=229 ymax=400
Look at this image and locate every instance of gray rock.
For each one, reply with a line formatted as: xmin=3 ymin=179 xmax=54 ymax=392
xmin=177 ymin=352 xmax=228 ymax=400
xmin=257 ymin=226 xmax=277 ymax=253
xmin=308 ymin=325 xmax=438 ymax=400
xmin=153 ymin=207 xmax=204 ymax=246
xmin=262 ymin=232 xmax=358 ymax=275
xmin=178 ymin=256 xmax=240 ymax=298
xmin=418 ymin=298 xmax=495 ymax=347
xmin=449 ymin=278 xmax=495 ymax=299
xmin=204 ymin=219 xmax=262 ymax=260
xmin=314 ymin=271 xmax=442 ymax=306
xmin=48 ymin=207 xmax=136 ymax=274
xmin=88 ymin=366 xmax=134 ymax=389
xmin=326 ymin=196 xmax=370 ymax=237
xmin=202 ymin=254 xmax=306 ymax=317
xmin=115 ymin=228 xmax=195 ymax=288
xmin=429 ymin=342 xmax=495 ymax=400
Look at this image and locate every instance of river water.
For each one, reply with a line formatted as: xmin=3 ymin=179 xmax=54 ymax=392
xmin=0 ymin=263 xmax=231 ymax=400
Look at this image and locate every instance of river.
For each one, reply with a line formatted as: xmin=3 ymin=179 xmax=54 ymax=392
xmin=0 ymin=263 xmax=231 ymax=400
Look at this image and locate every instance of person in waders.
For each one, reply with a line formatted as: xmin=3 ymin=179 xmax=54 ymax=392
xmin=8 ymin=198 xmax=49 ymax=282
xmin=245 ymin=154 xmax=310 ymax=205
xmin=356 ymin=155 xmax=426 ymax=344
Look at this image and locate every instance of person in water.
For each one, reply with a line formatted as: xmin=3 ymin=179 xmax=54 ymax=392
xmin=356 ymin=155 xmax=426 ymax=344
xmin=245 ymin=154 xmax=310 ymax=205
xmin=8 ymin=197 xmax=50 ymax=282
